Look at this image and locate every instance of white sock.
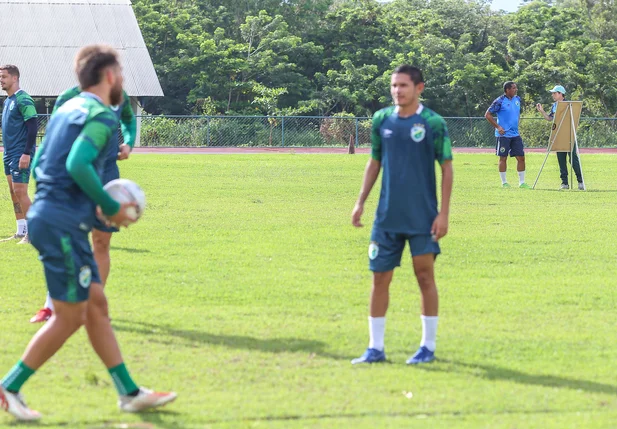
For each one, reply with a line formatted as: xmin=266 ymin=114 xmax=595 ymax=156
xmin=16 ymin=219 xmax=27 ymax=236
xmin=499 ymin=172 xmax=507 ymax=184
xmin=368 ymin=316 xmax=385 ymax=351
xmin=420 ymin=315 xmax=438 ymax=352
xmin=518 ymin=170 xmax=525 ymax=185
xmin=45 ymin=294 xmax=54 ymax=311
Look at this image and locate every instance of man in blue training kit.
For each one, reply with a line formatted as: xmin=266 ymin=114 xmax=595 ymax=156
xmin=0 ymin=65 xmax=37 ymax=244
xmin=485 ymin=81 xmax=532 ymax=189
xmin=351 ymin=65 xmax=453 ymax=365
xmin=31 ymin=85 xmax=136 ymax=323
xmin=0 ymin=44 xmax=176 ymax=421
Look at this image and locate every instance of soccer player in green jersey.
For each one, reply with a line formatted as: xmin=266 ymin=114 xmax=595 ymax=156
xmin=0 ymin=45 xmax=176 ymax=421
xmin=351 ymin=65 xmax=453 ymax=365
xmin=30 ymin=86 xmax=136 ymax=323
xmin=0 ymin=65 xmax=37 ymax=244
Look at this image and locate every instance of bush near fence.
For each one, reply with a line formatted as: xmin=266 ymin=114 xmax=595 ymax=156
xmin=1 ymin=115 xmax=615 ymax=148
xmin=137 ymin=116 xmax=617 ymax=148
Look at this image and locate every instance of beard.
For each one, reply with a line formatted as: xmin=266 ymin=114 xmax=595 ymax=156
xmin=110 ymin=83 xmax=123 ymax=106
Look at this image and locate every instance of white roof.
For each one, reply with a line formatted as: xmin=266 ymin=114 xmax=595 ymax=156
xmin=0 ymin=0 xmax=163 ymax=96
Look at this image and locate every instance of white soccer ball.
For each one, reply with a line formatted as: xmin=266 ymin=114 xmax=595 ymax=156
xmin=103 ymin=178 xmax=146 ymax=222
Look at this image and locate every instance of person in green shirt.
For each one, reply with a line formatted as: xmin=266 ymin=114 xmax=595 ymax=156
xmin=30 ymin=86 xmax=137 ymax=323
xmin=0 ymin=44 xmax=176 ymax=421
xmin=0 ymin=65 xmax=37 ymax=244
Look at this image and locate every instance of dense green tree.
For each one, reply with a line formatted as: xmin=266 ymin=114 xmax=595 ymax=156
xmin=132 ymin=0 xmax=617 ymax=117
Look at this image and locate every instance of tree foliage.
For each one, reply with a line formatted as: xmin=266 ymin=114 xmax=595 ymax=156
xmin=133 ymin=0 xmax=617 ymax=117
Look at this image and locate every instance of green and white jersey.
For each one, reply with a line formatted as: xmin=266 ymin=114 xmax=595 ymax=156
xmin=2 ymin=89 xmax=37 ymax=158
xmin=30 ymin=93 xmax=118 ymax=231
xmin=371 ymin=104 xmax=453 ymax=235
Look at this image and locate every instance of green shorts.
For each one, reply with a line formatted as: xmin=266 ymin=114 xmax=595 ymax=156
xmin=3 ymin=156 xmax=31 ymax=183
xmin=28 ymin=214 xmax=100 ymax=303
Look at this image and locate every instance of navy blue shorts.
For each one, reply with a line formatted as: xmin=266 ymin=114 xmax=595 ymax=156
xmin=369 ymin=228 xmax=440 ymax=272
xmin=93 ymin=163 xmax=120 ymax=233
xmin=28 ymin=215 xmax=100 ymax=303
xmin=3 ymin=155 xmax=31 ymax=184
xmin=496 ymin=136 xmax=524 ymax=157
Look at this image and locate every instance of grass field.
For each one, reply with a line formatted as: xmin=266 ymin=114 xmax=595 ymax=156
xmin=2 ymin=153 xmax=617 ymax=429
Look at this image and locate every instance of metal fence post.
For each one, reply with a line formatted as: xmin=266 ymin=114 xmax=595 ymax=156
xmin=355 ymin=118 xmax=359 ymax=147
xmin=281 ymin=116 xmax=285 ymax=147
xmin=206 ymin=116 xmax=210 ymax=147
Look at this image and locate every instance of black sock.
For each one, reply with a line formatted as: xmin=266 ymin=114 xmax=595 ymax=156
xmin=127 ymin=388 xmax=141 ymax=397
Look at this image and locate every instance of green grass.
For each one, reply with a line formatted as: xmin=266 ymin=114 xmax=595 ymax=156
xmin=1 ymin=153 xmax=617 ymax=428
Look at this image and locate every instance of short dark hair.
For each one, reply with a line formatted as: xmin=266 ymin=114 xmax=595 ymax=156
xmin=0 ymin=65 xmax=20 ymax=79
xmin=503 ymin=81 xmax=516 ymax=92
xmin=393 ymin=65 xmax=424 ymax=85
xmin=74 ymin=44 xmax=119 ymax=89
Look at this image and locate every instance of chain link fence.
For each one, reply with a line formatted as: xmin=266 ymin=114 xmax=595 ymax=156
xmin=4 ymin=115 xmax=617 ymax=148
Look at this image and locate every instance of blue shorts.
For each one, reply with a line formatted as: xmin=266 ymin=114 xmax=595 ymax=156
xmin=93 ymin=163 xmax=120 ymax=233
xmin=3 ymin=155 xmax=31 ymax=184
xmin=28 ymin=215 xmax=100 ymax=303
xmin=369 ymin=228 xmax=440 ymax=272
xmin=496 ymin=136 xmax=524 ymax=157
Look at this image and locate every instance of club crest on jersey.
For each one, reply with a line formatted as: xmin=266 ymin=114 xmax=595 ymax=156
xmin=515 ymin=101 xmax=520 ymax=107
xmin=79 ymin=266 xmax=92 ymax=288
xmin=410 ymin=124 xmax=426 ymax=143
xmin=8 ymin=101 xmax=15 ymax=111
xmin=368 ymin=241 xmax=379 ymax=260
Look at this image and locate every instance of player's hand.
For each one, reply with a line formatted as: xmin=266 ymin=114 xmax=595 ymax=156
xmin=19 ymin=154 xmax=31 ymax=169
xmin=106 ymin=202 xmax=138 ymax=228
xmin=117 ymin=144 xmax=131 ymax=161
xmin=497 ymin=126 xmax=506 ymax=136
xmin=352 ymin=202 xmax=364 ymax=228
xmin=535 ymin=103 xmax=544 ymax=113
xmin=431 ymin=212 xmax=449 ymax=241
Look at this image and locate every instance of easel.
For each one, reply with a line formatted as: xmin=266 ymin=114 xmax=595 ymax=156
xmin=533 ymin=101 xmax=585 ymax=190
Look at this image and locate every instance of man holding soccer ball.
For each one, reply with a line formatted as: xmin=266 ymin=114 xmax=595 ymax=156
xmin=0 ymin=44 xmax=175 ymax=421
xmin=30 ymin=74 xmax=136 ymax=323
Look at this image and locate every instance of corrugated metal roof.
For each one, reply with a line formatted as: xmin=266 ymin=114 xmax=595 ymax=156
xmin=0 ymin=0 xmax=162 ymax=96
xmin=0 ymin=0 xmax=131 ymax=5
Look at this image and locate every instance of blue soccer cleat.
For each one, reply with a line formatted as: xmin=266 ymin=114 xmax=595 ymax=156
xmin=406 ymin=346 xmax=435 ymax=365
xmin=351 ymin=348 xmax=386 ymax=364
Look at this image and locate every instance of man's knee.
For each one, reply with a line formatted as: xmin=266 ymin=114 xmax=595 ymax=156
xmin=13 ymin=184 xmax=29 ymax=200
xmin=87 ymin=284 xmax=110 ymax=320
xmin=54 ymin=302 xmax=88 ymax=330
xmin=413 ymin=262 xmax=435 ymax=289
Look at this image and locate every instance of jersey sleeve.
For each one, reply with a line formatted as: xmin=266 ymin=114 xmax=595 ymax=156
xmin=371 ymin=108 xmax=392 ymax=162
xmin=17 ymin=94 xmax=37 ymax=121
xmin=120 ymin=96 xmax=137 ymax=148
xmin=66 ymin=110 xmax=120 ymax=215
xmin=53 ymin=87 xmax=80 ymax=114
xmin=487 ymin=97 xmax=502 ymax=114
xmin=81 ymin=111 xmax=118 ymax=151
xmin=371 ymin=115 xmax=382 ymax=162
xmin=429 ymin=116 xmax=453 ymax=165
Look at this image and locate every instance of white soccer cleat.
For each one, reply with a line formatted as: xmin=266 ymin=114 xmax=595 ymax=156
xmin=118 ymin=387 xmax=177 ymax=413
xmin=0 ymin=386 xmax=42 ymax=421
xmin=17 ymin=234 xmax=30 ymax=245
